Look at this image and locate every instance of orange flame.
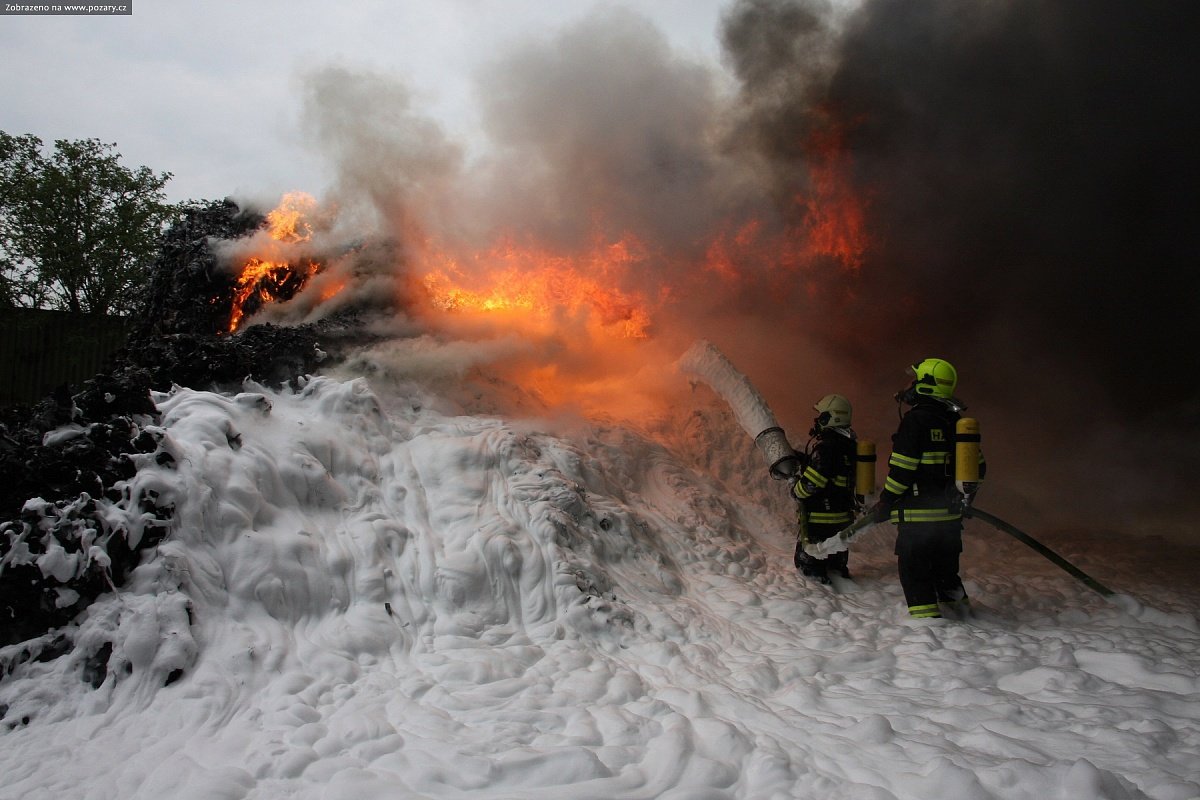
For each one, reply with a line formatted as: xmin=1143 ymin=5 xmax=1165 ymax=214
xmin=226 ymin=192 xmax=323 ymax=333
xmin=800 ymin=117 xmax=868 ymax=271
xmin=418 ymin=235 xmax=653 ymax=339
xmin=409 ymin=232 xmax=676 ymax=418
xmin=699 ymin=115 xmax=870 ymax=281
xmin=264 ymin=191 xmax=316 ymax=243
xmin=227 ymin=257 xmax=322 ymax=333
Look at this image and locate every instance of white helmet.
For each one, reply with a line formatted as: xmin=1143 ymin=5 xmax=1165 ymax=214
xmin=814 ymin=393 xmax=852 ymax=429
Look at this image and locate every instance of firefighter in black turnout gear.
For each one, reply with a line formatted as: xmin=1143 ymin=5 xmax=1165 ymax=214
xmin=792 ymin=394 xmax=858 ymax=584
xmin=872 ymin=359 xmax=986 ymax=619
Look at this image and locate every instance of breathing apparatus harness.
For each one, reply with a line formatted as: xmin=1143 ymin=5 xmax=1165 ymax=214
xmin=793 ymin=415 xmax=857 ymax=504
xmin=890 ymin=383 xmax=975 ymax=511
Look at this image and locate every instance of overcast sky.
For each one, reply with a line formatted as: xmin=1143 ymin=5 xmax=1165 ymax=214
xmin=1 ymin=1 xmax=729 ymax=205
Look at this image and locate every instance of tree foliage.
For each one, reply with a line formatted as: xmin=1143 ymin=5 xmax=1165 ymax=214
xmin=0 ymin=132 xmax=178 ymax=316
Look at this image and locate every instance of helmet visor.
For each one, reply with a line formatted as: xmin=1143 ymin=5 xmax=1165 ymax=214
xmin=906 ymin=364 xmax=932 ymax=386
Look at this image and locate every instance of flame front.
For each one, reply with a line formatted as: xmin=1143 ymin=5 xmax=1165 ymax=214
xmin=226 ymin=192 xmax=322 ymax=333
xmin=216 ymin=125 xmax=873 ymax=415
xmin=418 ymin=236 xmax=654 ymax=340
xmin=263 ymin=191 xmax=316 ymax=244
xmin=227 ymin=257 xmax=321 ymax=333
xmin=800 ymin=117 xmax=868 ymax=271
xmin=700 ymin=116 xmax=869 ymax=282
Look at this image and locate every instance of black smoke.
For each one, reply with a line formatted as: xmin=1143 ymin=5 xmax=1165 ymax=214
xmin=720 ymin=0 xmax=1200 ymax=536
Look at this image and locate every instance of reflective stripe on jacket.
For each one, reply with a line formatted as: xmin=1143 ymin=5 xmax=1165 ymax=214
xmin=793 ymin=429 xmax=857 ymax=528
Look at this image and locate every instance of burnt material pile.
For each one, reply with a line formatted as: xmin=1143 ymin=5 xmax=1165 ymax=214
xmin=133 ymin=197 xmax=266 ymax=339
xmin=123 ymin=198 xmax=331 ymax=390
xmin=0 ymin=199 xmax=349 ymax=658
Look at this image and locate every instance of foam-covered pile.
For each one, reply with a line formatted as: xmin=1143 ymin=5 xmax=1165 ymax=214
xmin=0 ymin=371 xmax=1197 ymax=800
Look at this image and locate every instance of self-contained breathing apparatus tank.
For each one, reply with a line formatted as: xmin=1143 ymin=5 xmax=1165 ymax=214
xmin=955 ymin=418 xmax=981 ymax=494
xmin=855 ymin=439 xmax=876 ymax=502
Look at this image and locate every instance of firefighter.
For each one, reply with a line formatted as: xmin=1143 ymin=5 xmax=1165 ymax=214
xmin=792 ymin=393 xmax=858 ymax=584
xmin=872 ymin=358 xmax=985 ymax=620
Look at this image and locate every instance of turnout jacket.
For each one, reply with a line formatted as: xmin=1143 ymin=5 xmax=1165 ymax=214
xmin=792 ymin=429 xmax=857 ymax=528
xmin=880 ymin=398 xmax=986 ymax=524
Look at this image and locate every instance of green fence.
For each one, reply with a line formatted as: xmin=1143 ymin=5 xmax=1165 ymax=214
xmin=0 ymin=308 xmax=132 ymax=406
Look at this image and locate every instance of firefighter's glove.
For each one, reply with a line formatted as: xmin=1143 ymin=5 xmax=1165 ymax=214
xmin=870 ymin=500 xmax=892 ymax=523
xmin=793 ymin=477 xmax=818 ymax=501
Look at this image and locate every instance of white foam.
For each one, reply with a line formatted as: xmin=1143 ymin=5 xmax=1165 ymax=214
xmin=0 ymin=370 xmax=1197 ymax=800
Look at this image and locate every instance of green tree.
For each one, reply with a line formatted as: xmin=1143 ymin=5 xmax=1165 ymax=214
xmin=0 ymin=132 xmax=177 ymax=316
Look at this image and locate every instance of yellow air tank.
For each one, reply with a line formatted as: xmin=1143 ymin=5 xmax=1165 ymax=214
xmin=955 ymin=418 xmax=980 ymax=492
xmin=856 ymin=438 xmax=876 ymax=500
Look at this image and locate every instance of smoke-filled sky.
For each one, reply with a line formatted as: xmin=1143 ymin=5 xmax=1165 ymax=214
xmin=0 ymin=0 xmax=728 ymax=206
xmin=3 ymin=0 xmax=1197 ymax=539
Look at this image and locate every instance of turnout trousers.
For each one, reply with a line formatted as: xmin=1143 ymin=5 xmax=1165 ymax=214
xmin=795 ymin=522 xmax=850 ymax=581
xmin=894 ymin=520 xmax=965 ymax=615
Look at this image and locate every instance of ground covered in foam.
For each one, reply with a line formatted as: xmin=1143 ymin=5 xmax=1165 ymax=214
xmin=1 ymin=373 xmax=1197 ymax=800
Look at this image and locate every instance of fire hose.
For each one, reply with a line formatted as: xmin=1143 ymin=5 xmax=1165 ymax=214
xmin=806 ymin=505 xmax=1115 ymax=598
xmin=963 ymin=506 xmax=1114 ymax=597
xmin=676 ymin=340 xmax=1115 ymax=599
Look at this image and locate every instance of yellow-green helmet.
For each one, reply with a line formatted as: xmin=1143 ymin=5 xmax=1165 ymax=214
xmin=909 ymin=358 xmax=958 ymax=399
xmin=814 ymin=393 xmax=852 ymax=428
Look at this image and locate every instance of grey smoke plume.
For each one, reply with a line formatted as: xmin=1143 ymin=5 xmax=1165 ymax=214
xmin=301 ymin=64 xmax=463 ymax=238
xmin=471 ymin=8 xmax=735 ymax=252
